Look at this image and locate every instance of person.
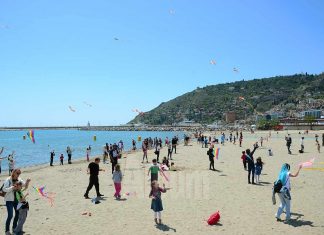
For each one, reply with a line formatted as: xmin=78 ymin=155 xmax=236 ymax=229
xmin=170 ymin=162 xmax=177 ymax=171
xmin=260 ymin=137 xmax=263 ymax=147
xmin=8 ymin=153 xmax=15 ymax=176
xmin=142 ymin=139 xmax=148 ymax=163
xmin=149 ymin=181 xmax=167 ymax=224
xmin=285 ymin=134 xmax=292 ymax=154
xmin=317 ymin=142 xmax=321 ymax=153
xmin=268 ymin=149 xmax=273 ymax=156
xmin=162 ymin=157 xmax=170 ymax=168
xmin=109 ymin=144 xmax=120 ymax=174
xmin=148 ymin=159 xmax=160 ymax=182
xmin=207 ymin=145 xmax=215 ymax=171
xmin=221 ymin=133 xmax=225 ymax=146
xmin=299 ymin=137 xmax=304 ymax=153
xmin=241 ymin=151 xmax=247 ymax=170
xmin=0 ymin=147 xmax=4 ymax=174
xmin=204 ymin=138 xmax=208 ymax=148
xmin=66 ymin=146 xmax=72 ymax=164
xmin=2 ymin=169 xmax=31 ymax=235
xmin=84 ymin=158 xmax=104 ymax=199
xmin=86 ymin=145 xmax=91 ymax=162
xmin=50 ymin=150 xmax=55 ymax=166
xmin=112 ymin=164 xmax=123 ymax=199
xmin=167 ymin=142 xmax=172 ymax=160
xmin=132 ymin=139 xmax=136 ymax=150
xmin=239 ymin=133 xmax=243 ymax=147
xmin=60 ymin=154 xmax=64 ymax=165
xmin=254 ymin=157 xmax=264 ymax=184
xmin=246 ymin=143 xmax=258 ymax=184
xmin=103 ymin=144 xmax=109 ymax=164
xmin=155 ymin=143 xmax=161 ymax=163
xmin=171 ymin=136 xmax=177 ymax=154
xmin=13 ymin=181 xmax=30 ymax=235
xmin=274 ymin=163 xmax=302 ymax=221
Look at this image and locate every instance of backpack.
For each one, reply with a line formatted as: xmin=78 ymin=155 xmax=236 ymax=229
xmin=207 ymin=211 xmax=220 ymax=225
xmin=273 ymin=180 xmax=283 ymax=193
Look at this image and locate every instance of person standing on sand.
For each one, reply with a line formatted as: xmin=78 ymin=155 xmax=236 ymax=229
xmin=246 ymin=143 xmax=258 ymax=184
xmin=86 ymin=145 xmax=91 ymax=162
xmin=50 ymin=150 xmax=55 ymax=166
xmin=84 ymin=158 xmax=104 ymax=199
xmin=274 ymin=163 xmax=302 ymax=222
xmin=171 ymin=136 xmax=177 ymax=154
xmin=142 ymin=139 xmax=149 ymax=163
xmin=110 ymin=144 xmax=120 ymax=174
xmin=207 ymin=145 xmax=216 ymax=171
xmin=66 ymin=146 xmax=72 ymax=164
xmin=2 ymin=168 xmax=31 ymax=235
xmin=149 ymin=181 xmax=167 ymax=225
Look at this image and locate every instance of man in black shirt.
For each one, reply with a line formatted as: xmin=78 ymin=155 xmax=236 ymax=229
xmin=50 ymin=150 xmax=55 ymax=166
xmin=84 ymin=158 xmax=104 ymax=199
xmin=246 ymin=143 xmax=259 ymax=184
xmin=171 ymin=136 xmax=178 ymax=154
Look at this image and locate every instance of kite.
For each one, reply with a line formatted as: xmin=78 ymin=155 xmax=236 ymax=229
xmin=83 ymin=102 xmax=92 ymax=107
xmin=214 ymin=148 xmax=220 ymax=160
xmin=27 ymin=130 xmax=35 ymax=144
xmin=132 ymin=109 xmax=145 ymax=116
xmin=210 ymin=60 xmax=216 ymax=65
xmin=159 ymin=166 xmax=170 ymax=182
xmin=299 ymin=158 xmax=315 ymax=168
xmin=233 ymin=67 xmax=239 ymax=73
xmin=33 ymin=186 xmax=55 ymax=207
xmin=69 ymin=106 xmax=76 ymax=112
xmin=169 ymin=9 xmax=176 ymax=15
xmin=114 ymin=37 xmax=119 ymax=41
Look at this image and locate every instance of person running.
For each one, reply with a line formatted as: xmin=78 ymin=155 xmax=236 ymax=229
xmin=285 ymin=134 xmax=292 ymax=154
xmin=149 ymin=181 xmax=167 ymax=225
xmin=274 ymin=163 xmax=302 ymax=221
xmin=2 ymin=169 xmax=31 ymax=235
xmin=84 ymin=158 xmax=104 ymax=199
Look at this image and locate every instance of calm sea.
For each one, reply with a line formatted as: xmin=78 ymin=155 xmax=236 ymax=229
xmin=0 ymin=130 xmax=184 ymax=171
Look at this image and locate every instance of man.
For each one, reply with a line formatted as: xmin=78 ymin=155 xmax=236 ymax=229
xmin=207 ymin=145 xmax=216 ymax=171
xmin=171 ymin=136 xmax=177 ymax=154
xmin=50 ymin=150 xmax=55 ymax=166
xmin=285 ymin=134 xmax=292 ymax=154
xmin=109 ymin=144 xmax=120 ymax=174
xmin=84 ymin=158 xmax=104 ymax=199
xmin=66 ymin=146 xmax=72 ymax=164
xmin=246 ymin=143 xmax=258 ymax=184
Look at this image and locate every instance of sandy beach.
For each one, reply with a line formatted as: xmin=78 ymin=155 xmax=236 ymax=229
xmin=1 ymin=130 xmax=324 ymax=235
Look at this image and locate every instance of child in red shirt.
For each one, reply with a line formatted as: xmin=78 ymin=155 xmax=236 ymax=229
xmin=241 ymin=151 xmax=247 ymax=170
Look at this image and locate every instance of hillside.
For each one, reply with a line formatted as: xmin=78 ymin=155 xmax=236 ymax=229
xmin=129 ymin=73 xmax=324 ymax=125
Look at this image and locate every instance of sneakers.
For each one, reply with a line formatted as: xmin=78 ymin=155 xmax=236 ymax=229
xmin=84 ymin=194 xmax=90 ymax=199
xmin=98 ymin=193 xmax=104 ymax=197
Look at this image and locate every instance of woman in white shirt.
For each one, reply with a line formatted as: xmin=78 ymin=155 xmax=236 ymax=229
xmin=2 ymin=168 xmax=31 ymax=235
xmin=275 ymin=163 xmax=301 ymax=221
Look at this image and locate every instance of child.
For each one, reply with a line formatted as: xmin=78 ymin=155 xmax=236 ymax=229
xmin=60 ymin=154 xmax=64 ymax=165
xmin=162 ymin=157 xmax=170 ymax=168
xmin=8 ymin=153 xmax=15 ymax=176
xmin=268 ymin=149 xmax=273 ymax=156
xmin=148 ymin=159 xmax=160 ymax=182
xmin=241 ymin=151 xmax=247 ymax=170
xmin=149 ymin=181 xmax=166 ymax=224
xmin=170 ymin=162 xmax=177 ymax=171
xmin=254 ymin=157 xmax=264 ymax=184
xmin=112 ymin=164 xmax=122 ymax=199
xmin=14 ymin=181 xmax=30 ymax=235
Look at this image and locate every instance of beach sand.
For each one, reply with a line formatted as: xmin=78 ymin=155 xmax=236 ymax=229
xmin=1 ymin=130 xmax=324 ymax=235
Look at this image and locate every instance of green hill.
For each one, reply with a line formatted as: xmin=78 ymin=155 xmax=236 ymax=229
xmin=129 ymin=73 xmax=324 ymax=125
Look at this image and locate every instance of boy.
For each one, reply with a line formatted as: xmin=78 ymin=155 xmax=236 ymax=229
xmin=14 ymin=181 xmax=30 ymax=235
xmin=148 ymin=159 xmax=160 ymax=182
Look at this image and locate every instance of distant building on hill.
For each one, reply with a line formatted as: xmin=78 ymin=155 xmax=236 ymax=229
xmin=177 ymin=119 xmax=202 ymax=127
xmin=301 ymin=109 xmax=322 ymax=119
xmin=225 ymin=111 xmax=236 ymax=123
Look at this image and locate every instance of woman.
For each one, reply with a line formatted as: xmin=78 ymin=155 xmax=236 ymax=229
xmin=275 ymin=163 xmax=301 ymax=221
xmin=2 ymin=168 xmax=31 ymax=235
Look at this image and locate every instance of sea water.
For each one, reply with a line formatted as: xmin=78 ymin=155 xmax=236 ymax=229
xmin=0 ymin=130 xmax=184 ymax=171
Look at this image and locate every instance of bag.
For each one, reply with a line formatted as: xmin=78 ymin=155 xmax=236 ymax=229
xmin=273 ymin=180 xmax=283 ymax=193
xmin=207 ymin=211 xmax=220 ymax=225
xmin=0 ymin=183 xmax=5 ymax=197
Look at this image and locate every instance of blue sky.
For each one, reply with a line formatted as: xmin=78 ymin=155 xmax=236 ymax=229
xmin=1 ymin=0 xmax=323 ymax=126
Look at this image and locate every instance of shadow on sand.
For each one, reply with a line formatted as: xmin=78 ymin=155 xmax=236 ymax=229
xmin=155 ymin=223 xmax=177 ymax=232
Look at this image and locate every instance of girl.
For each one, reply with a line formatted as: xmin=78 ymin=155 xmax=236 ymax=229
xmin=112 ymin=164 xmax=122 ymax=199
xmin=149 ymin=181 xmax=166 ymax=224
xmin=254 ymin=157 xmax=264 ymax=184
xmin=241 ymin=151 xmax=247 ymax=170
xmin=275 ymin=163 xmax=302 ymax=221
xmin=142 ymin=139 xmax=148 ymax=163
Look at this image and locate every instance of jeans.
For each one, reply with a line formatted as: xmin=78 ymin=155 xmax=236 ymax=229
xmin=114 ymin=183 xmax=121 ymax=197
xmin=5 ymin=201 xmax=19 ymax=232
xmin=276 ymin=192 xmax=291 ymax=220
xmin=14 ymin=208 xmax=28 ymax=234
xmin=248 ymin=167 xmax=255 ymax=183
